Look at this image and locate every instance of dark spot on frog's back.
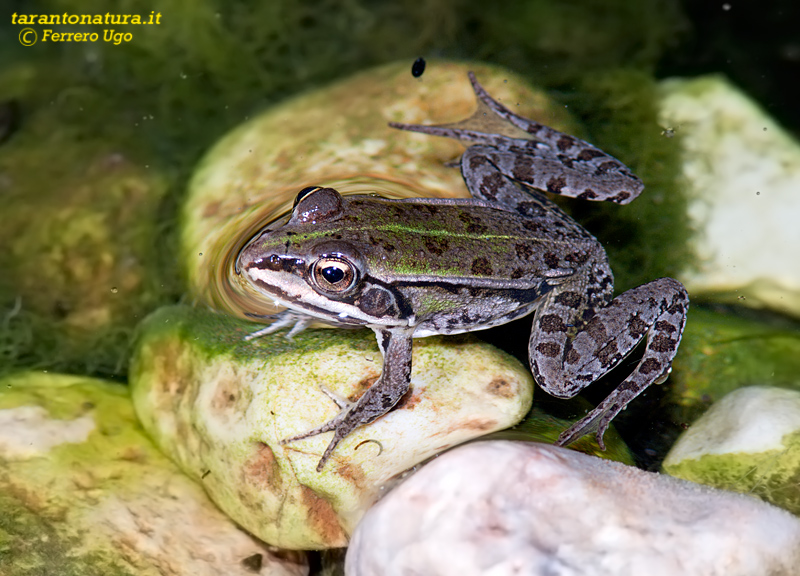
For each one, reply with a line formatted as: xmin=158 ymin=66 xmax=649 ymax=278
xmin=577 ymin=148 xmax=605 ymax=161
xmin=459 ymin=212 xmax=488 ymax=234
xmin=469 ymin=154 xmax=489 ymax=170
xmin=512 ymin=157 xmax=535 ymax=181
xmin=608 ymin=191 xmax=631 ymax=204
xmin=515 ymin=243 xmax=533 ymax=260
xmin=543 ymin=252 xmax=560 ymax=269
xmin=565 ymin=348 xmax=581 ymax=365
xmin=419 ymin=204 xmax=440 ymax=217
xmin=651 ymin=334 xmax=678 ymax=353
xmin=554 ymin=291 xmax=583 ymax=309
xmin=539 ymin=314 xmax=567 ymax=333
xmin=535 ymin=342 xmax=561 ymax=358
xmin=577 ymin=189 xmax=598 ymax=201
xmin=370 ymin=234 xmax=395 ymax=252
xmin=595 ymin=160 xmax=622 ymax=175
xmin=424 ymin=237 xmax=449 ymax=256
xmin=628 ymin=314 xmax=649 ymax=338
xmin=597 ymin=341 xmax=620 ymax=368
xmin=471 ymin=257 xmax=493 ymax=276
xmin=638 ymin=357 xmax=662 ymax=375
xmin=522 ymin=220 xmax=546 ymax=234
xmin=479 ymin=173 xmax=505 ymax=202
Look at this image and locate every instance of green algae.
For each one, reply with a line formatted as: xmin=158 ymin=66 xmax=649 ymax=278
xmin=664 ymin=429 xmax=800 ymax=516
xmin=669 ymin=307 xmax=800 ymax=411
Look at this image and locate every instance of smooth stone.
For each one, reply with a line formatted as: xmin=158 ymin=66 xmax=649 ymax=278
xmin=130 ymin=305 xmax=533 ymax=549
xmin=659 ymin=75 xmax=800 ymax=319
xmin=346 ymin=441 xmax=800 ymax=576
xmin=663 ymin=386 xmax=800 ymax=515
xmin=0 ymin=371 xmax=307 ymax=576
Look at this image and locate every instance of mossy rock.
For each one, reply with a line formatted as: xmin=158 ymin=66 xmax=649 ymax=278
xmin=129 ymin=305 xmax=534 ymax=549
xmin=0 ymin=371 xmax=308 ymax=575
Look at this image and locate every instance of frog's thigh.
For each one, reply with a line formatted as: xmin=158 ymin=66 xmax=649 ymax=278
xmin=530 ymin=277 xmax=688 ymax=397
xmin=460 ymin=145 xmax=554 ymax=209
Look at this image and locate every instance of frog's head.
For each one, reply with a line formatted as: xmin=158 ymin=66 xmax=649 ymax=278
xmin=236 ymin=187 xmax=404 ymax=327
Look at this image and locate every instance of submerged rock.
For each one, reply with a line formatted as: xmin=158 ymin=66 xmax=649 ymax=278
xmin=663 ymin=386 xmax=800 ymax=515
xmin=0 ymin=371 xmax=307 ymax=576
xmin=659 ymin=75 xmax=800 ymax=319
xmin=346 ymin=441 xmax=800 ymax=576
xmin=129 ymin=305 xmax=533 ymax=549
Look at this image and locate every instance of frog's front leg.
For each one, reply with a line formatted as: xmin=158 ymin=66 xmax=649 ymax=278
xmin=281 ymin=328 xmax=413 ymax=471
xmin=531 ymin=277 xmax=688 ymax=448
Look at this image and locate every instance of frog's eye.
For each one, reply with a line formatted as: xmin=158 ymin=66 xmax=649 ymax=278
xmin=311 ymin=256 xmax=358 ymax=293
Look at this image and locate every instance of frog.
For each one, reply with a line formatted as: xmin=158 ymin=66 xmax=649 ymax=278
xmin=236 ymin=72 xmax=689 ymax=472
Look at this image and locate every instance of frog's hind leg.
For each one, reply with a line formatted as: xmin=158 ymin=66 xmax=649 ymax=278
xmin=390 ymin=72 xmax=643 ymax=205
xmin=459 ymin=145 xmax=594 ymax=240
xmin=530 ymin=276 xmax=689 ymax=449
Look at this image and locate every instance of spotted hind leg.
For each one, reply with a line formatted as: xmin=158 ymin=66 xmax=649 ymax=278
xmin=530 ymin=277 xmax=689 ymax=449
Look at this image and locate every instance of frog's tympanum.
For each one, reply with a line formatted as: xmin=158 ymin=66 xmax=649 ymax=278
xmin=237 ymin=72 xmax=689 ymax=471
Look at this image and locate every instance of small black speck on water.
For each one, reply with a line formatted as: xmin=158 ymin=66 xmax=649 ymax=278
xmin=411 ymin=57 xmax=426 ymax=78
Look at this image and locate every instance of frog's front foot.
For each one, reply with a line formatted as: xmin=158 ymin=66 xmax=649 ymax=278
xmin=244 ymin=310 xmax=312 ymax=341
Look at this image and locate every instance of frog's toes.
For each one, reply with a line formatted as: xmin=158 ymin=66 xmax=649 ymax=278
xmin=243 ymin=311 xmax=311 ymax=341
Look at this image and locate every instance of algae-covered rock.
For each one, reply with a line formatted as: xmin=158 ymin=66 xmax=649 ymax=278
xmin=129 ymin=305 xmax=534 ymax=549
xmin=659 ymin=75 xmax=800 ymax=319
xmin=663 ymin=386 xmax=800 ymax=516
xmin=0 ymin=371 xmax=308 ymax=576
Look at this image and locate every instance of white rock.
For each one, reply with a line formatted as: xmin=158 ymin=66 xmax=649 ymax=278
xmin=346 ymin=441 xmax=800 ymax=576
xmin=659 ymin=75 xmax=800 ymax=318
xmin=662 ymin=386 xmax=800 ymax=516
xmin=664 ymin=386 xmax=800 ymax=461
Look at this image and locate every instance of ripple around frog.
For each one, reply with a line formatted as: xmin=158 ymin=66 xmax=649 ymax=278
xmin=209 ymin=176 xmax=435 ymax=321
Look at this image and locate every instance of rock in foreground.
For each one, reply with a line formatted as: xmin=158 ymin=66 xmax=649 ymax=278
xmin=346 ymin=441 xmax=800 ymax=576
xmin=130 ymin=305 xmax=533 ymax=549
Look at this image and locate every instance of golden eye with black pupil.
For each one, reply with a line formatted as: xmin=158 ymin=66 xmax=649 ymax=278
xmin=311 ymin=257 xmax=357 ymax=293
